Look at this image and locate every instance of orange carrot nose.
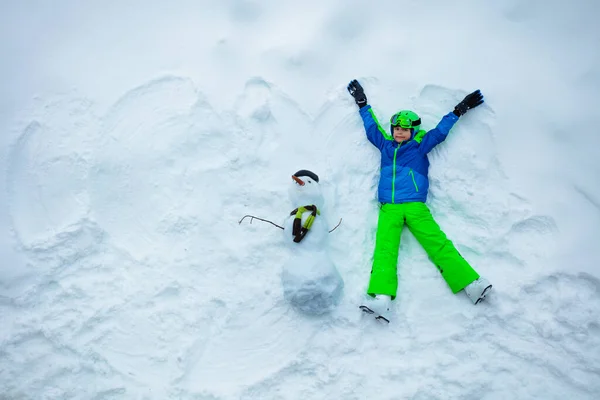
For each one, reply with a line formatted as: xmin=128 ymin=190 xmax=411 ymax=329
xmin=292 ymin=175 xmax=305 ymax=186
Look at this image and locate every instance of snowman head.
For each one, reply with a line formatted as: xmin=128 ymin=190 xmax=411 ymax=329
xmin=288 ymin=169 xmax=324 ymax=209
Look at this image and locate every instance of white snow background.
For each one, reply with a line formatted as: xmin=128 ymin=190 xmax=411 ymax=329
xmin=1 ymin=0 xmax=600 ymax=399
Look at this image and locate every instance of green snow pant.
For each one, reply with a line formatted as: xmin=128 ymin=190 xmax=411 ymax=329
xmin=367 ymin=202 xmax=479 ymax=299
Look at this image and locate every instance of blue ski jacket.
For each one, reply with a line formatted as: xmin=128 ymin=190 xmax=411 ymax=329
xmin=359 ymin=105 xmax=459 ymax=204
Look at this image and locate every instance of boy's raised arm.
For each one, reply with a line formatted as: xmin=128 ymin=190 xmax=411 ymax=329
xmin=418 ymin=112 xmax=459 ymax=154
xmin=348 ymin=79 xmax=389 ymax=150
xmin=359 ymin=105 xmax=390 ymax=150
xmin=419 ymin=89 xmax=485 ymax=154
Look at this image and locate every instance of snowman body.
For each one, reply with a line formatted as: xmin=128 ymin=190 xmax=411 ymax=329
xmin=280 ymin=173 xmax=344 ymax=315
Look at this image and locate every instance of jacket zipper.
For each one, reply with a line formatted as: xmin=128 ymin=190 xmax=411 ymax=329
xmin=392 ymin=146 xmax=399 ymax=203
xmin=409 ymin=169 xmax=419 ymax=192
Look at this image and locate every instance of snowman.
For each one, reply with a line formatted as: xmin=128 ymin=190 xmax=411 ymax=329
xmin=280 ymin=169 xmax=344 ymax=315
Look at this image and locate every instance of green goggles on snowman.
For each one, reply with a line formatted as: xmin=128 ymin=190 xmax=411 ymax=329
xmin=390 ymin=110 xmax=421 ymax=130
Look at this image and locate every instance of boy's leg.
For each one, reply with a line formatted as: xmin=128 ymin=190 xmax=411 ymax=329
xmin=367 ymin=204 xmax=404 ymax=299
xmin=404 ymin=202 xmax=479 ymax=294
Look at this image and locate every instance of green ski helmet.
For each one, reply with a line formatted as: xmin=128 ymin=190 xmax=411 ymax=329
xmin=390 ymin=110 xmax=421 ymax=132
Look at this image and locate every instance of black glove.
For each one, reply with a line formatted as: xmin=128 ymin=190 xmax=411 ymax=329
xmin=347 ymin=79 xmax=368 ymax=108
xmin=453 ymin=89 xmax=484 ymax=117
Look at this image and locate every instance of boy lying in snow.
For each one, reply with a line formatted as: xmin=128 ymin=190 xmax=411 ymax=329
xmin=347 ymin=79 xmax=492 ymax=323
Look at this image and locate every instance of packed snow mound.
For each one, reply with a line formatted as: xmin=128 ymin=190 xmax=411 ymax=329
xmin=281 ymin=250 xmax=344 ymax=315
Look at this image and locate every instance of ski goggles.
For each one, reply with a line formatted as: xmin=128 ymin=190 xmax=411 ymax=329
xmin=390 ymin=114 xmax=421 ymax=128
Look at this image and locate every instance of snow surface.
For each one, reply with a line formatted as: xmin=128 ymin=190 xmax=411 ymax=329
xmin=1 ymin=0 xmax=600 ymax=399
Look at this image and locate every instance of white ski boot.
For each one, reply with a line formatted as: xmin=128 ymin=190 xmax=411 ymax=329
xmin=464 ymin=277 xmax=492 ymax=304
xmin=359 ymin=294 xmax=392 ymax=323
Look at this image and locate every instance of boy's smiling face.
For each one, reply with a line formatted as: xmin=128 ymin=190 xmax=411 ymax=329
xmin=392 ymin=126 xmax=412 ymax=143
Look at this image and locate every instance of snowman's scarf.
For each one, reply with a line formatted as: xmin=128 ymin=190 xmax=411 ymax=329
xmin=289 ymin=205 xmax=321 ymax=243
